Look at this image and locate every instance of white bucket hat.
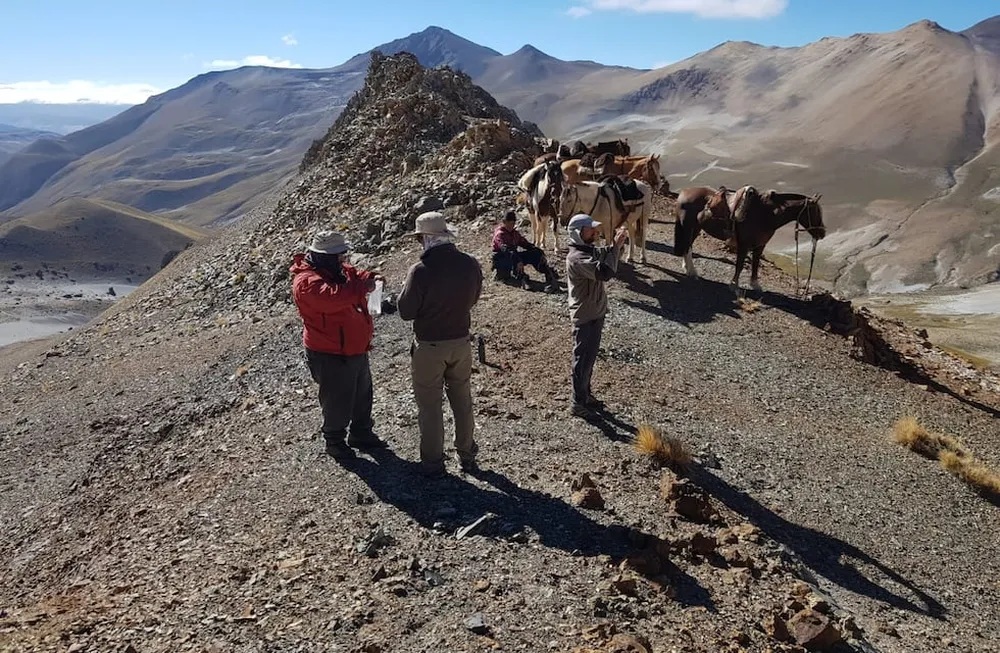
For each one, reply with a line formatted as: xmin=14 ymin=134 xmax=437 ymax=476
xmin=404 ymin=211 xmax=457 ymax=237
xmin=307 ymin=230 xmax=350 ymax=255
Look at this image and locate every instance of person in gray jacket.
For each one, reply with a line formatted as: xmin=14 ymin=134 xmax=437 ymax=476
xmin=565 ymin=213 xmax=628 ymax=420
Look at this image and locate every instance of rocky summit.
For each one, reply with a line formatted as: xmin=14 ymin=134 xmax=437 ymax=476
xmin=1 ymin=53 xmax=999 ymax=653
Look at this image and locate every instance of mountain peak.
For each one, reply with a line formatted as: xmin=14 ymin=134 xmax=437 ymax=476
xmin=340 ymin=25 xmax=502 ymax=78
xmin=902 ymin=18 xmax=947 ymax=33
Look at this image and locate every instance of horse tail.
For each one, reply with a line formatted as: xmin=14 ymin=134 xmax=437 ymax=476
xmin=673 ymin=204 xmax=689 ymax=257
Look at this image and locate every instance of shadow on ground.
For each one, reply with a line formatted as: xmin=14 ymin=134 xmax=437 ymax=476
xmin=342 ymin=449 xmax=715 ymax=610
xmin=617 ymin=263 xmax=741 ymax=326
xmin=686 ymin=464 xmax=946 ymax=619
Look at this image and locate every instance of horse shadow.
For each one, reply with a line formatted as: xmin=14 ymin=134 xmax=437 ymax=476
xmin=341 ymin=449 xmax=715 ymax=610
xmin=755 ymin=290 xmax=1000 ymax=420
xmin=685 ymin=464 xmax=946 ymax=619
xmin=643 ymin=240 xmax=734 ymax=269
xmin=617 ymin=265 xmax=741 ymax=326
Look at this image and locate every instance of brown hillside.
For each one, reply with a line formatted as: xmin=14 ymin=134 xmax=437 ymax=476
xmin=0 ymin=197 xmax=209 ymax=279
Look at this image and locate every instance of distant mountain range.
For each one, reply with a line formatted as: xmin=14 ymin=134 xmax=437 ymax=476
xmin=0 ymin=124 xmax=59 ymax=165
xmin=1 ymin=19 xmax=999 ymax=295
xmin=0 ymin=103 xmax=129 ymax=135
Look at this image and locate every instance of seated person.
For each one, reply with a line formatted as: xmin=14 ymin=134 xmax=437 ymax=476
xmin=491 ymin=210 xmax=559 ymax=292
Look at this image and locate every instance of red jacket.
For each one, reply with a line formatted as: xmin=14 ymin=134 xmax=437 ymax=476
xmin=492 ymin=224 xmax=533 ymax=252
xmin=290 ymin=253 xmax=374 ymax=356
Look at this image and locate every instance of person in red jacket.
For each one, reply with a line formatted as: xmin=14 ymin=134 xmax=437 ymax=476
xmin=290 ymin=230 xmax=387 ymax=459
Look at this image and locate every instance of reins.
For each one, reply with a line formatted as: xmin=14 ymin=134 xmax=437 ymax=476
xmin=792 ymin=200 xmax=818 ymax=296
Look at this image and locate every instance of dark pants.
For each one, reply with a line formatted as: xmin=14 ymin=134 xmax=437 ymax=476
xmin=493 ymin=248 xmax=549 ymax=277
xmin=306 ymin=349 xmax=374 ymax=442
xmin=571 ymin=317 xmax=605 ymax=406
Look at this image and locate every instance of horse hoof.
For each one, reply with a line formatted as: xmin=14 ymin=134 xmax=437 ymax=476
xmin=728 ymin=282 xmax=739 ymax=294
xmin=750 ymin=281 xmax=762 ymax=292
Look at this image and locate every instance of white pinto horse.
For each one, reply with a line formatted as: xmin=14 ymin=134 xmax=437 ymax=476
xmin=516 ymin=160 xmax=564 ymax=253
xmin=557 ymin=179 xmax=652 ymax=264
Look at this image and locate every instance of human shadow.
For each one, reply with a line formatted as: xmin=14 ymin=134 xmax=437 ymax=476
xmin=617 ymin=266 xmax=741 ymax=326
xmin=685 ymin=464 xmax=946 ymax=619
xmin=342 ymin=449 xmax=715 ymax=610
xmin=577 ymin=405 xmax=638 ymax=443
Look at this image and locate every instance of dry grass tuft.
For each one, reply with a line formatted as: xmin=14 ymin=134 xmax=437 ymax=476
xmin=737 ymin=298 xmax=762 ymax=313
xmin=893 ymin=417 xmax=1000 ymax=498
xmin=940 ymin=452 xmax=1000 ymax=496
xmin=635 ymin=423 xmax=692 ymax=470
xmin=892 ymin=416 xmax=968 ymax=460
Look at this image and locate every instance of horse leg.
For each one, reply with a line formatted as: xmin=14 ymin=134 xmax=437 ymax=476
xmin=639 ymin=203 xmax=649 ymax=264
xmin=684 ymin=222 xmax=701 ymax=278
xmin=730 ymin=241 xmax=749 ymax=293
xmin=750 ymin=246 xmax=764 ymax=291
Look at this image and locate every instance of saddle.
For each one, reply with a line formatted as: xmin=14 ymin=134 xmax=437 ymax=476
xmin=579 ymin=152 xmax=614 ymax=175
xmin=600 ymin=175 xmax=643 ymax=203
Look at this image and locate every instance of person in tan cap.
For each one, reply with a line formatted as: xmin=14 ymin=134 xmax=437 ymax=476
xmin=397 ymin=212 xmax=483 ymax=476
xmin=290 ymin=230 xmax=387 ymax=459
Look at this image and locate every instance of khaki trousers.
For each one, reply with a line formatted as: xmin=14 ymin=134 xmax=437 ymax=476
xmin=411 ymin=336 xmax=477 ymax=469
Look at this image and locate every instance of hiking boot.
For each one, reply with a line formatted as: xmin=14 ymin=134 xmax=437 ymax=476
xmin=347 ymin=432 xmax=389 ymax=449
xmin=459 ymin=458 xmax=479 ymax=474
xmin=493 ymin=268 xmax=508 ymax=282
xmin=571 ymin=403 xmax=601 ymax=421
xmin=420 ymin=461 xmax=447 ymax=478
xmin=584 ymin=395 xmax=605 ymax=410
xmin=325 ymin=439 xmax=355 ymax=460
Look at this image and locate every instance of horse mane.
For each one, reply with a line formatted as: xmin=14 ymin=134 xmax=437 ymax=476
xmin=762 ymin=190 xmax=818 ymax=206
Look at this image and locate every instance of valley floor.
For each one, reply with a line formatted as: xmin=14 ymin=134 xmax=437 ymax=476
xmin=1 ymin=206 xmax=999 ymax=652
xmin=0 ymin=276 xmax=139 ymax=348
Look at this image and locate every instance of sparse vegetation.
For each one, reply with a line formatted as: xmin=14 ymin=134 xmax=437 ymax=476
xmin=737 ymin=298 xmax=762 ymax=313
xmin=893 ymin=417 xmax=1000 ymax=498
xmin=635 ymin=423 xmax=692 ymax=470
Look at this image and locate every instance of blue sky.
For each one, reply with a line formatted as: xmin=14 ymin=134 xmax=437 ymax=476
xmin=1 ymin=0 xmax=998 ymax=104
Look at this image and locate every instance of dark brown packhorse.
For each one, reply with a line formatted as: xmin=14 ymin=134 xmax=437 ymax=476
xmin=673 ymin=185 xmax=826 ymax=292
xmin=729 ymin=188 xmax=825 ymax=292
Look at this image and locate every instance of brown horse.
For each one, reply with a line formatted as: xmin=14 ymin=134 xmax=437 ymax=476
xmin=673 ymin=185 xmax=826 ymax=291
xmin=727 ymin=188 xmax=826 ymax=292
xmin=673 ymin=186 xmax=724 ymax=278
xmin=562 ymin=154 xmax=661 ymax=188
xmin=592 ymin=139 xmax=631 ymax=156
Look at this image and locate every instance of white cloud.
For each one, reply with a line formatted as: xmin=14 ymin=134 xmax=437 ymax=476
xmin=282 ymin=33 xmax=298 ymax=46
xmin=0 ymin=80 xmax=162 ymax=104
xmin=570 ymin=0 xmax=788 ymax=19
xmin=567 ymin=6 xmax=593 ymax=17
xmin=206 ymin=55 xmax=303 ymax=69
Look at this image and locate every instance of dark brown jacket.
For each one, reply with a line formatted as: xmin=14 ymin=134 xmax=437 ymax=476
xmin=398 ymin=243 xmax=482 ymax=342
